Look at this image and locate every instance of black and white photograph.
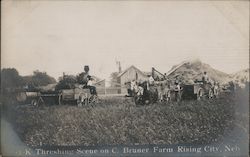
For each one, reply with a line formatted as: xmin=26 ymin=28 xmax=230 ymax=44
xmin=1 ymin=0 xmax=249 ymax=157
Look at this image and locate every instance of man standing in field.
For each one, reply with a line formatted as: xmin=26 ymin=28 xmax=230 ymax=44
xmin=174 ymin=80 xmax=182 ymax=101
xmin=161 ymin=80 xmax=171 ymax=102
xmin=213 ymin=82 xmax=219 ymax=97
xmin=202 ymin=71 xmax=210 ymax=84
xmin=125 ymin=82 xmax=132 ymax=97
xmin=156 ymin=80 xmax=168 ymax=102
xmin=130 ymin=80 xmax=137 ymax=96
xmin=202 ymin=71 xmax=213 ymax=93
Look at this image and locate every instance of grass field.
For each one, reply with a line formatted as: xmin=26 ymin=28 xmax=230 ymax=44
xmin=4 ymin=89 xmax=249 ymax=147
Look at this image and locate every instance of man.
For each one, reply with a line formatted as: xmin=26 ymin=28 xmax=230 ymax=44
xmin=77 ymin=65 xmax=90 ymax=87
xmin=161 ymin=80 xmax=171 ymax=102
xmin=130 ymin=80 xmax=138 ymax=95
xmin=148 ymin=75 xmax=155 ymax=85
xmin=213 ymin=82 xmax=219 ymax=97
xmin=202 ymin=71 xmax=210 ymax=84
xmin=136 ymin=82 xmax=144 ymax=96
xmin=87 ymin=76 xmax=97 ymax=96
xmin=156 ymin=81 xmax=166 ymax=102
xmin=174 ymin=80 xmax=181 ymax=101
xmin=229 ymin=81 xmax=236 ymax=93
xmin=125 ymin=82 xmax=132 ymax=97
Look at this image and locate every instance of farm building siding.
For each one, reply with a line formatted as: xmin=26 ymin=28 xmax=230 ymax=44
xmin=95 ymin=79 xmax=105 ymax=95
xmin=118 ymin=66 xmax=148 ymax=94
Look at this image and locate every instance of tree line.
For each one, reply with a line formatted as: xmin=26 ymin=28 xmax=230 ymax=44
xmin=1 ymin=68 xmax=56 ymax=93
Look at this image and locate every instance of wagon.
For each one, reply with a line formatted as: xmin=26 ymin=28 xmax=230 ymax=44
xmin=16 ymin=88 xmax=97 ymax=106
xmin=181 ymin=82 xmax=214 ymax=100
xmin=16 ymin=91 xmax=58 ymax=106
xmin=59 ymin=88 xmax=97 ymax=106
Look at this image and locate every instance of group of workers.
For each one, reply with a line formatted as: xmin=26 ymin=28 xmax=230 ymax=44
xmin=125 ymin=74 xmax=177 ymax=102
xmin=202 ymin=71 xmax=220 ymax=96
xmin=78 ymin=66 xmax=222 ymax=100
xmin=126 ymin=71 xmax=220 ymax=101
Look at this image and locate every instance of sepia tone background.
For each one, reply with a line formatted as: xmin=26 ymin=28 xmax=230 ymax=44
xmin=1 ymin=0 xmax=249 ymax=81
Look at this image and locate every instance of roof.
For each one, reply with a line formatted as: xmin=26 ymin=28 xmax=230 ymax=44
xmin=117 ymin=65 xmax=148 ymax=78
xmin=165 ymin=61 xmax=189 ymax=76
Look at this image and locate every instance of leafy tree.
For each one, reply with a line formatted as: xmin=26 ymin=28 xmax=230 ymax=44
xmin=23 ymin=70 xmax=56 ymax=87
xmin=55 ymin=75 xmax=77 ymax=91
xmin=1 ymin=68 xmax=24 ymax=93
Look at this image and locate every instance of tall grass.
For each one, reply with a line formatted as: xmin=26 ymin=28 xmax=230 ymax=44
xmin=9 ymin=92 xmax=245 ymax=147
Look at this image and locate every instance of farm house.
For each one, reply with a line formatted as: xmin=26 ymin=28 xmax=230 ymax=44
xmin=117 ymin=65 xmax=149 ymax=94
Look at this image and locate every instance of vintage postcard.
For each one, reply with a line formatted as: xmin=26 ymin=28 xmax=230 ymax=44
xmin=1 ymin=0 xmax=249 ymax=157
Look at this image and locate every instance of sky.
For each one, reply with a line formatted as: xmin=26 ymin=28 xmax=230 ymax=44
xmin=1 ymin=0 xmax=249 ymax=81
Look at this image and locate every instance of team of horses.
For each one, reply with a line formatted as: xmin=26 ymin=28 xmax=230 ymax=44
xmin=130 ymin=79 xmax=220 ymax=105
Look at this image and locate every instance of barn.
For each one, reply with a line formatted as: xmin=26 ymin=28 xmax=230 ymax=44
xmin=117 ymin=65 xmax=149 ymax=94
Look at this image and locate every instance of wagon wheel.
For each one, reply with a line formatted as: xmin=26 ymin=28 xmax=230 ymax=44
xmin=134 ymin=95 xmax=143 ymax=105
xmin=31 ymin=99 xmax=38 ymax=106
xmin=88 ymin=95 xmax=98 ymax=105
xmin=197 ymin=89 xmax=204 ymax=100
xmin=208 ymin=88 xmax=214 ymax=99
xmin=82 ymin=98 xmax=88 ymax=106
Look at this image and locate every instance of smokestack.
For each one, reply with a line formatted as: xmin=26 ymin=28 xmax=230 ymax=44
xmin=116 ymin=61 xmax=122 ymax=73
xmin=118 ymin=62 xmax=122 ymax=73
xmin=63 ymin=72 xmax=65 ymax=79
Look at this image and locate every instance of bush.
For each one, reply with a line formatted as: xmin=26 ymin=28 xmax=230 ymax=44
xmin=1 ymin=68 xmax=24 ymax=93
